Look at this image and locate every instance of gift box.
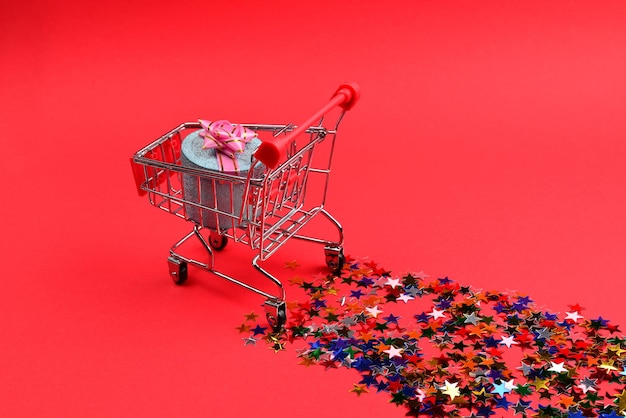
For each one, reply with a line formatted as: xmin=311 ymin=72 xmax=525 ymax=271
xmin=181 ymin=122 xmax=264 ymax=230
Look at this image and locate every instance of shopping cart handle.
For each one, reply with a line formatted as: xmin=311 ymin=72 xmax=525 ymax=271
xmin=254 ymin=83 xmax=360 ymax=168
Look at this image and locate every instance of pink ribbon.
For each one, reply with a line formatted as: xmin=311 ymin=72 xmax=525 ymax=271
xmin=199 ymin=119 xmax=257 ymax=173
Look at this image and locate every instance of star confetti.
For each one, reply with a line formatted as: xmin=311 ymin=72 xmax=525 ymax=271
xmin=239 ymin=256 xmax=626 ymax=417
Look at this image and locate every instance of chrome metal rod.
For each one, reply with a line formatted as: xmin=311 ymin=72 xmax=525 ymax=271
xmin=169 ymin=226 xmax=214 ymax=270
xmin=209 ymin=268 xmax=278 ymax=301
xmin=252 ymin=255 xmax=286 ymax=301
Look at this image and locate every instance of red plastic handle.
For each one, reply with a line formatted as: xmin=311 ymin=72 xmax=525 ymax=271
xmin=254 ymin=83 xmax=360 ymax=168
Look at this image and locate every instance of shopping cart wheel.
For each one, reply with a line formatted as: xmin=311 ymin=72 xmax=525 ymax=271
xmin=168 ymin=256 xmax=188 ymax=285
xmin=324 ymin=246 xmax=345 ymax=275
xmin=208 ymin=231 xmax=228 ymax=251
xmin=265 ymin=299 xmax=286 ymax=331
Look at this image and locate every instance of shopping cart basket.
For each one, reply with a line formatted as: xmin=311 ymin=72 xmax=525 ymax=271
xmin=130 ymin=83 xmax=360 ymax=329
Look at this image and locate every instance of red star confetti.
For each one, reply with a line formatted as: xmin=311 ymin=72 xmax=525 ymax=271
xmin=239 ymin=257 xmax=626 ymax=417
xmin=284 ymin=259 xmax=301 ymax=270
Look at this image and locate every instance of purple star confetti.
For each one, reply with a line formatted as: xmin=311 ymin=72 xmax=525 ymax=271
xmin=236 ymin=256 xmax=626 ymax=417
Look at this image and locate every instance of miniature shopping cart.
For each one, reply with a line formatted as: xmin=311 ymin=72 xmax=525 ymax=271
xmin=130 ymin=83 xmax=360 ymax=329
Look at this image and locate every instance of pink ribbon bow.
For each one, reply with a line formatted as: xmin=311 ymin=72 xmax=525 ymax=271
xmin=199 ymin=119 xmax=257 ymax=173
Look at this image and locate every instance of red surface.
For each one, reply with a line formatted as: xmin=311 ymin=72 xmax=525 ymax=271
xmin=2 ymin=1 xmax=626 ymax=416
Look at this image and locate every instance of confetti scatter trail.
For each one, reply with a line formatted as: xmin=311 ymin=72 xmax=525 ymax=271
xmin=238 ymin=257 xmax=626 ymax=417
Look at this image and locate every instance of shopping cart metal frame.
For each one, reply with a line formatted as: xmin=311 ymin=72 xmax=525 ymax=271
xmin=130 ymin=83 xmax=360 ymax=329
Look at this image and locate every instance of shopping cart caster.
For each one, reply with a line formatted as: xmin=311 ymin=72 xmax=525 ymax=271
xmin=208 ymin=231 xmax=228 ymax=251
xmin=168 ymin=256 xmax=188 ymax=285
xmin=324 ymin=246 xmax=345 ymax=274
xmin=265 ymin=299 xmax=287 ymax=331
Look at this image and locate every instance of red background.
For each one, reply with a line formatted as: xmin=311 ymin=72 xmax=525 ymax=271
xmin=2 ymin=1 xmax=626 ymax=416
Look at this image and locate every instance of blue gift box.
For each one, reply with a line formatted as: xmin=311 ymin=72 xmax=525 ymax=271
xmin=181 ymin=129 xmax=264 ymax=230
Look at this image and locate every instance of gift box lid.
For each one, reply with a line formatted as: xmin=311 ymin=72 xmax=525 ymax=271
xmin=181 ymin=129 xmax=262 ymax=174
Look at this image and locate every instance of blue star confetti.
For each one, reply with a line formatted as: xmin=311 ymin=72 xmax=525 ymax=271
xmin=237 ymin=256 xmax=626 ymax=417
